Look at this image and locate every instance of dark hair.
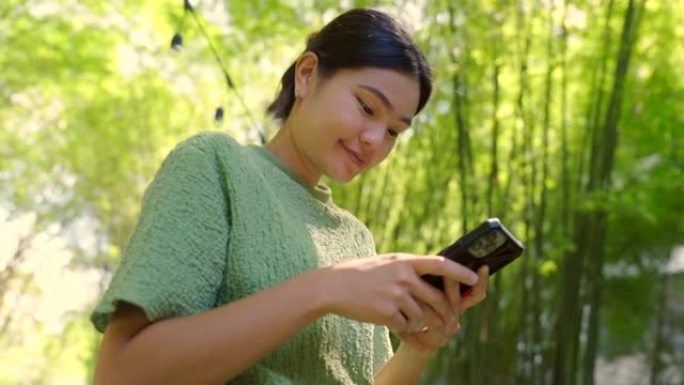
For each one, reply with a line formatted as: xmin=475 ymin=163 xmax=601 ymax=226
xmin=267 ymin=8 xmax=433 ymax=121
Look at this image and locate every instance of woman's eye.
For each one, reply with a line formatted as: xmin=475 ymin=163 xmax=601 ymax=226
xmin=356 ymin=97 xmax=374 ymax=116
xmin=387 ymin=128 xmax=399 ymax=138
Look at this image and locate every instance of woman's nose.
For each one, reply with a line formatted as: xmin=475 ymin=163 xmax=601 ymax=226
xmin=359 ymin=124 xmax=384 ymax=148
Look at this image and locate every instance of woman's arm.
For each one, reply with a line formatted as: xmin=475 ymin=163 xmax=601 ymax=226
xmin=94 ymin=268 xmax=328 ymax=385
xmin=374 ymin=342 xmax=434 ymax=385
xmin=94 ymin=254 xmax=478 ymax=385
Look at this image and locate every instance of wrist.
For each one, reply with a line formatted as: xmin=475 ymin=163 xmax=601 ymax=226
xmin=397 ymin=341 xmax=435 ymax=362
xmin=311 ymin=264 xmax=356 ymax=317
xmin=297 ymin=267 xmax=335 ymax=320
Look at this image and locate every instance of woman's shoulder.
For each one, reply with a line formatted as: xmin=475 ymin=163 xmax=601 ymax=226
xmin=164 ymin=131 xmax=251 ymax=169
xmin=175 ymin=131 xmax=241 ymax=152
xmin=150 ymin=131 xmax=247 ymax=184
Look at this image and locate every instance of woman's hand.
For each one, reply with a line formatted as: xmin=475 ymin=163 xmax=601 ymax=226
xmin=319 ymin=253 xmax=479 ymax=334
xmin=395 ymin=265 xmax=490 ymax=358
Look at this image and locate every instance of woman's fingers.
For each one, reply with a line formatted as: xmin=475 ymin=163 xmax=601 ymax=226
xmin=423 ymin=303 xmax=453 ymax=337
xmin=388 ymin=309 xmax=409 ymax=334
xmin=397 ymin=305 xmax=456 ymax=356
xmin=444 ymin=277 xmax=461 ymax=310
xmin=410 ymin=256 xmax=479 ymax=286
xmin=398 ymin=294 xmax=426 ymax=333
xmin=444 ymin=278 xmax=463 ymax=332
xmin=406 ymin=277 xmax=456 ymax=327
xmin=462 ymin=265 xmax=489 ymax=310
xmin=443 ymin=278 xmax=462 ymax=331
xmin=405 ymin=255 xmax=477 ymax=325
xmin=395 ymin=255 xmax=480 ymax=326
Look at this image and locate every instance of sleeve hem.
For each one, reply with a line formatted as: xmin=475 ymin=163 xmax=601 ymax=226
xmin=91 ymin=293 xmax=173 ymax=333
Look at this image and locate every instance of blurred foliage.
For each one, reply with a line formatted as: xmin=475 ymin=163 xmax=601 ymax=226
xmin=0 ymin=0 xmax=682 ymax=384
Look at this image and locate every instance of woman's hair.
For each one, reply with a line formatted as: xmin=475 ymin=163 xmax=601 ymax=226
xmin=267 ymin=8 xmax=433 ymax=121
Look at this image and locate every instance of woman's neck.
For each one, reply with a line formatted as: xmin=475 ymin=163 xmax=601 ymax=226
xmin=265 ymin=124 xmax=321 ymax=187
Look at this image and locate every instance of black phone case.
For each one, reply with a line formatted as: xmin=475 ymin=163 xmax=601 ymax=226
xmin=423 ymin=218 xmax=524 ymax=293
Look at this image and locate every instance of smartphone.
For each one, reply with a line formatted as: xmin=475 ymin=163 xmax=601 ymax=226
xmin=423 ymin=218 xmax=524 ymax=294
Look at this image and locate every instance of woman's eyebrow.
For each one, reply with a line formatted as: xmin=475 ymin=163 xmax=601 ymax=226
xmin=358 ymin=84 xmax=413 ymax=126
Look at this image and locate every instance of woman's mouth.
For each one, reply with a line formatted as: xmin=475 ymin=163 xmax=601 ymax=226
xmin=341 ymin=144 xmax=367 ymax=168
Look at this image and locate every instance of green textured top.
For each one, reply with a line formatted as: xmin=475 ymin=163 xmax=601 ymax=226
xmin=91 ymin=132 xmax=393 ymax=384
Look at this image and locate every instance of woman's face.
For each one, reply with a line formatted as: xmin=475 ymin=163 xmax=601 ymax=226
xmin=288 ymin=54 xmax=421 ymax=184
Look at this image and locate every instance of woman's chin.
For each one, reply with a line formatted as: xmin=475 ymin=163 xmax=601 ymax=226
xmin=326 ymin=167 xmax=360 ymax=184
xmin=327 ymin=174 xmax=356 ymax=184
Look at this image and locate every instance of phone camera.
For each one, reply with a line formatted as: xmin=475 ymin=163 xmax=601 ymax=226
xmin=468 ymin=230 xmax=506 ymax=258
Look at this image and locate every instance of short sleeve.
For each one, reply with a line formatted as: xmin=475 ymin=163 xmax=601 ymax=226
xmin=372 ymin=324 xmax=393 ymax=374
xmin=91 ymin=135 xmax=230 ymax=332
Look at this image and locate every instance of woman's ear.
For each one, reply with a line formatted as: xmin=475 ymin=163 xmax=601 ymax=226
xmin=294 ymin=51 xmax=319 ymax=98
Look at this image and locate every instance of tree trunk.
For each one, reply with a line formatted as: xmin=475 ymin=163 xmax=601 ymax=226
xmin=532 ymin=3 xmax=555 ymax=383
xmin=582 ymin=2 xmax=645 ymax=384
xmin=650 ymin=269 xmax=670 ymax=385
xmin=448 ymin=1 xmax=476 ymax=235
xmin=554 ymin=1 xmax=644 ymax=384
xmin=552 ymin=1 xmax=615 ymax=383
xmin=513 ymin=1 xmax=533 ymax=383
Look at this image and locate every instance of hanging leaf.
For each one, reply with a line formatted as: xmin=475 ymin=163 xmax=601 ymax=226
xmin=170 ymin=32 xmax=183 ymax=51
xmin=183 ymin=0 xmax=194 ymax=12
xmin=224 ymin=72 xmax=235 ymax=89
xmin=214 ymin=106 xmax=224 ymax=123
xmin=258 ymin=129 xmax=266 ymax=145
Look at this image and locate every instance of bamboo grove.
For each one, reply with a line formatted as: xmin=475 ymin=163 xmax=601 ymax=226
xmin=333 ymin=0 xmax=683 ymax=384
xmin=1 ymin=0 xmax=682 ymax=383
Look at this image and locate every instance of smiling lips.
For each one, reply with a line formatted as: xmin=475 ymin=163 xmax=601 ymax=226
xmin=341 ymin=143 xmax=367 ymax=168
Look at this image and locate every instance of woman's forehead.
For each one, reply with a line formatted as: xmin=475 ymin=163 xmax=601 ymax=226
xmin=333 ymin=68 xmax=420 ymax=113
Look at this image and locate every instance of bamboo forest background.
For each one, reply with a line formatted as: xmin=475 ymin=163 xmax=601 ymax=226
xmin=1 ymin=0 xmax=683 ymax=384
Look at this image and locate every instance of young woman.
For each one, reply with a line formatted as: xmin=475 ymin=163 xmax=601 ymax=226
xmin=91 ymin=8 xmax=489 ymax=385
